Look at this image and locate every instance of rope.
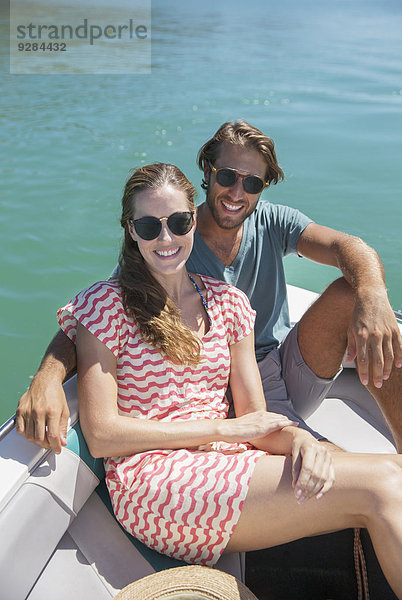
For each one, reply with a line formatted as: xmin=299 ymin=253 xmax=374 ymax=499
xmin=354 ymin=528 xmax=370 ymax=600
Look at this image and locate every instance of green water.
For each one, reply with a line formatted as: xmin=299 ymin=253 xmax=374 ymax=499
xmin=1 ymin=0 xmax=401 ymax=425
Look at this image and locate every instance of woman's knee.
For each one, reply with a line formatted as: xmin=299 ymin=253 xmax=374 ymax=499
xmin=331 ymin=455 xmax=401 ymax=526
xmin=364 ymin=458 xmax=402 ymax=516
xmin=377 ymin=458 xmax=402 ymax=501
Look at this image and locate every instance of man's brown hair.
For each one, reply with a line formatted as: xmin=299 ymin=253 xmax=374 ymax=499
xmin=197 ymin=120 xmax=285 ymax=190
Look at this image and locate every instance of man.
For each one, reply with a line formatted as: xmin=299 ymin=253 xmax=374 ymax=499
xmin=16 ymin=120 xmax=402 ymax=454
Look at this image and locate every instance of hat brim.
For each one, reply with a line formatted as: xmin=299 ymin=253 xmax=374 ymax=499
xmin=113 ymin=565 xmax=259 ymax=600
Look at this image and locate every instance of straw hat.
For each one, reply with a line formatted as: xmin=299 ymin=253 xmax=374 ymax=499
xmin=114 ymin=566 xmax=259 ymax=600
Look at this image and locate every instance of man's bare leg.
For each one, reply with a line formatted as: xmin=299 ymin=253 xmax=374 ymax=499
xmin=297 ymin=277 xmax=402 ymax=451
xmin=366 ymin=367 xmax=402 ymax=452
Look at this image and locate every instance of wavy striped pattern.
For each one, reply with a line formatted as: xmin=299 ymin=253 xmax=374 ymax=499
xmin=107 ymin=447 xmax=262 ymax=565
xmin=58 ymin=275 xmax=263 ymax=566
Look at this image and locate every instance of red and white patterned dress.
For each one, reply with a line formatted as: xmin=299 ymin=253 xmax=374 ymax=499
xmin=58 ymin=274 xmax=266 ymax=566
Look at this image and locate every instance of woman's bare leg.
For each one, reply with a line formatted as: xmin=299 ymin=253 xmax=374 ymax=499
xmin=225 ymin=453 xmax=402 ymax=598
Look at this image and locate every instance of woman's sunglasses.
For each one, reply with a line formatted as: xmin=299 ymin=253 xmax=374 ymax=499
xmin=129 ymin=211 xmax=195 ymax=241
xmin=210 ymin=164 xmax=268 ymax=195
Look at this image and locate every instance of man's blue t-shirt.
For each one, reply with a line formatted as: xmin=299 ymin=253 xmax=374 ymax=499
xmin=186 ymin=201 xmax=312 ymax=361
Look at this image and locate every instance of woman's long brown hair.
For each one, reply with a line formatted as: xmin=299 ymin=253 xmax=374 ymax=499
xmin=119 ymin=163 xmax=201 ymax=365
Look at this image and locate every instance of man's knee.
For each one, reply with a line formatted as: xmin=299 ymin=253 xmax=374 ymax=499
xmin=324 ymin=277 xmax=355 ymax=313
xmin=300 ymin=277 xmax=354 ymax=334
xmin=297 ymin=278 xmax=354 ymax=378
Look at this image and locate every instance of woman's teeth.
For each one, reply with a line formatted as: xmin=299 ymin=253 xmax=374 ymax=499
xmin=155 ymin=248 xmax=180 ymax=257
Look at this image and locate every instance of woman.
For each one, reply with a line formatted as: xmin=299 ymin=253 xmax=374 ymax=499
xmin=58 ymin=163 xmax=402 ymax=597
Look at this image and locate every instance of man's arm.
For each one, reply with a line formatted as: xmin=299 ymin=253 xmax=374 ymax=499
xmin=297 ymin=223 xmax=402 ymax=388
xmin=15 ymin=329 xmax=77 ymax=453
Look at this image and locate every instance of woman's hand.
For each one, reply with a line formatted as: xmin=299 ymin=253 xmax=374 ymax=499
xmin=219 ymin=411 xmax=298 ymax=444
xmin=291 ymin=431 xmax=335 ymax=503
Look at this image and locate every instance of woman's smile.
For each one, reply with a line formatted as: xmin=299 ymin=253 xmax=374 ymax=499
xmin=154 ymin=246 xmax=181 ymax=258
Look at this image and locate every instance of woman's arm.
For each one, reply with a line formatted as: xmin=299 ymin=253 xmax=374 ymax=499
xmin=77 ymin=323 xmax=227 ymax=457
xmin=77 ymin=324 xmax=294 ymax=458
xmin=226 ymin=331 xmax=297 ymax=448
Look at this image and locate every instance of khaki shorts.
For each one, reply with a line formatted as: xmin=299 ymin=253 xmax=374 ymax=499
xmin=258 ymin=323 xmax=342 ymax=439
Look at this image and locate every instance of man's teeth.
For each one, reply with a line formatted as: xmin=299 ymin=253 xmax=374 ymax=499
xmin=156 ymin=248 xmax=179 ymax=257
xmin=222 ymin=201 xmax=242 ymax=212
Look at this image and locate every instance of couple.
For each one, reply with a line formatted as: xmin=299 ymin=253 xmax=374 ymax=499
xmin=18 ymin=122 xmax=402 ymax=594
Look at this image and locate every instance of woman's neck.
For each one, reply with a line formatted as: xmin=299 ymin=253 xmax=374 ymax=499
xmin=152 ymin=268 xmax=193 ymax=305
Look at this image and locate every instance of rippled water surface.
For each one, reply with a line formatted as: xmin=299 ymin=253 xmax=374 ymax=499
xmin=1 ymin=0 xmax=402 ymax=424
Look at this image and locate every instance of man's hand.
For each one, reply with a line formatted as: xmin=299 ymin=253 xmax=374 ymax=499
xmin=297 ymin=225 xmax=402 ymax=389
xmin=16 ymin=329 xmax=77 ymax=453
xmin=346 ymin=288 xmax=402 ymax=388
xmin=16 ymin=374 xmax=69 ymax=454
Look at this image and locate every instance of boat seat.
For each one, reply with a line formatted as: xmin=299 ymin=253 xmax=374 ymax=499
xmin=0 ymin=419 xmax=244 ymax=600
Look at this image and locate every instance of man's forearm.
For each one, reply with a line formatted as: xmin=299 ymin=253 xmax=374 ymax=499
xmin=16 ymin=329 xmax=75 ymax=451
xmin=299 ymin=225 xmax=386 ymax=293
xmin=37 ymin=329 xmax=77 ymax=383
xmin=333 ymin=235 xmax=386 ymax=293
xmin=329 ymin=233 xmax=401 ymax=387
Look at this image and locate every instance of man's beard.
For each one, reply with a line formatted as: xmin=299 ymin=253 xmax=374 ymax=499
xmin=205 ymin=187 xmax=255 ymax=230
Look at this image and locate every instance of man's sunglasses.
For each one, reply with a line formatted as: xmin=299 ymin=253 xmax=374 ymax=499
xmin=210 ymin=164 xmax=268 ymax=195
xmin=129 ymin=211 xmax=195 ymax=241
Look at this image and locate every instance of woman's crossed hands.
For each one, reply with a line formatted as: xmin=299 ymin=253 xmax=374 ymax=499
xmin=218 ymin=411 xmax=335 ymax=503
xmin=219 ymin=410 xmax=298 ymax=442
xmin=291 ymin=432 xmax=335 ymax=503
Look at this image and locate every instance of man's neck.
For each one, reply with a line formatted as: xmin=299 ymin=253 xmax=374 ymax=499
xmin=196 ymin=202 xmax=244 ymax=266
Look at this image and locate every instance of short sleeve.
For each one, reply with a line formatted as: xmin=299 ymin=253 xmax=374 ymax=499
xmin=57 ymin=281 xmax=125 ymax=357
xmin=260 ymin=203 xmax=313 ymax=257
xmin=219 ymin=284 xmax=256 ymax=345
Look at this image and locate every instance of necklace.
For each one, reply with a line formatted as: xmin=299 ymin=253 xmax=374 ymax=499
xmin=188 ymin=273 xmax=212 ymax=326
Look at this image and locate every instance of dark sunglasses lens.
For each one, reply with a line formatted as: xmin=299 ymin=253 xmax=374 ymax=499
xmin=168 ymin=213 xmax=194 ymax=235
xmin=243 ymin=176 xmax=264 ymax=194
xmin=134 ymin=218 xmax=161 ymax=240
xmin=216 ymin=168 xmax=237 ymax=187
xmin=216 ymin=168 xmax=264 ymax=194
